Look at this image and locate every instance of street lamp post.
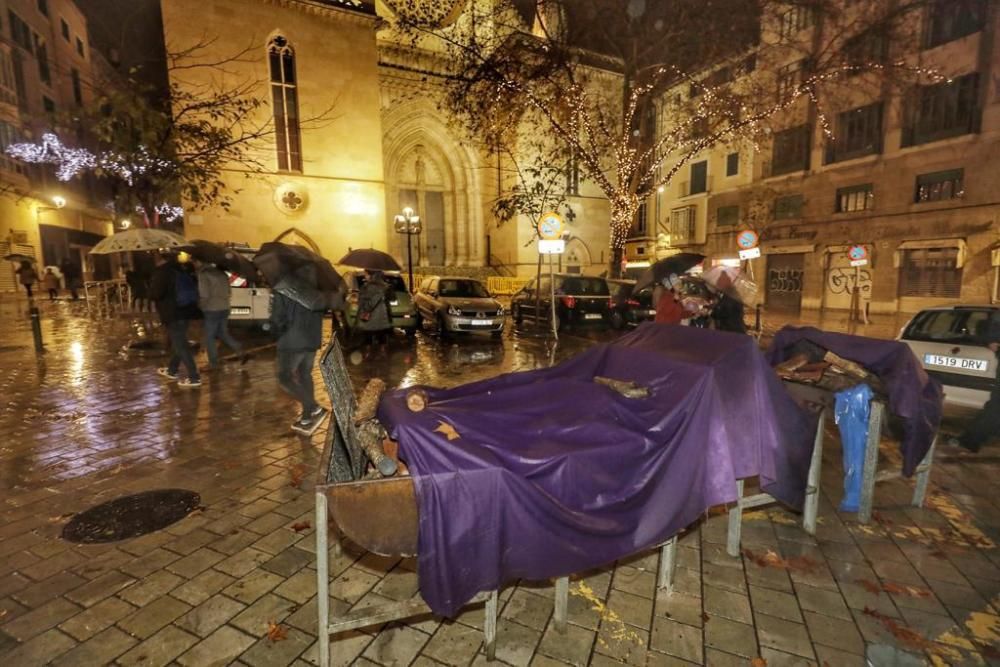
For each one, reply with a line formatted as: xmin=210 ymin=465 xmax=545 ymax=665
xmin=393 ymin=207 xmax=422 ymax=291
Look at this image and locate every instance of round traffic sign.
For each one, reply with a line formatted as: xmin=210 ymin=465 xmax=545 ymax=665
xmin=537 ymin=212 xmax=565 ymax=240
xmin=848 ymin=245 xmax=868 ymax=262
xmin=736 ymin=229 xmax=759 ymax=250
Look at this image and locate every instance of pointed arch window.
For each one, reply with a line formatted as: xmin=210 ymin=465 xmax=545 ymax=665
xmin=268 ymin=36 xmax=302 ymax=172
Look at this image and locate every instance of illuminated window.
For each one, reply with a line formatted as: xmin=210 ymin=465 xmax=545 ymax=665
xmin=268 ymin=36 xmax=302 ymax=173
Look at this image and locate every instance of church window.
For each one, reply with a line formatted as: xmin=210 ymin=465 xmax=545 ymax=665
xmin=268 ymin=36 xmax=302 ymax=172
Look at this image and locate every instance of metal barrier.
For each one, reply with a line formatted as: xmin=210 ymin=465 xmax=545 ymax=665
xmin=486 ymin=276 xmax=529 ymax=296
xmin=84 ymin=279 xmax=135 ymax=319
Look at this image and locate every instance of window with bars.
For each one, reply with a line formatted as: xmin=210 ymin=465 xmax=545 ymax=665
xmin=268 ymin=36 xmax=302 ymax=173
xmin=716 ymin=205 xmax=739 ymax=227
xmin=779 ymin=6 xmax=815 ymax=39
xmin=902 ymin=73 xmax=980 ymax=147
xmin=670 ymin=206 xmax=697 ymax=244
xmin=915 ymin=169 xmax=964 ymax=202
xmin=925 ymin=0 xmax=986 ymax=49
xmin=774 ymin=194 xmax=804 ymax=220
xmin=836 ymin=184 xmax=874 ymax=213
xmin=899 ymin=248 xmax=962 ymax=298
xmin=772 ymin=124 xmax=811 ymax=176
xmin=826 ymin=102 xmax=882 ymax=163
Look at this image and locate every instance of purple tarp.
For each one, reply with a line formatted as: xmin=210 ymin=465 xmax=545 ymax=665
xmin=378 ymin=323 xmax=816 ymax=617
xmin=766 ymin=326 xmax=943 ymax=477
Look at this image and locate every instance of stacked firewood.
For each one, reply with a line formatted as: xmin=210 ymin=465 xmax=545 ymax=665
xmin=774 ymin=342 xmax=885 ymax=395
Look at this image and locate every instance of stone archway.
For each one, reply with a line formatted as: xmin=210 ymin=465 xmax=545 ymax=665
xmin=382 ymin=100 xmax=485 ymax=268
xmin=274 ymin=227 xmax=321 ymax=253
xmin=563 ymin=237 xmax=592 ymax=274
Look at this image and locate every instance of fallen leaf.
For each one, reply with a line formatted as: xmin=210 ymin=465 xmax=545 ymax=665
xmin=743 ymin=548 xmax=819 ymax=573
xmin=289 ymin=464 xmax=307 ymax=489
xmin=433 ymin=421 xmax=460 ymax=441
xmin=862 ymin=607 xmax=933 ymax=649
xmin=751 ymin=658 xmax=768 ymax=667
xmin=859 ymin=579 xmax=882 ymax=595
xmin=290 ymin=521 xmax=311 ymax=533
xmin=266 ymin=621 xmax=288 ymax=642
xmin=701 ymin=612 xmax=710 ymax=623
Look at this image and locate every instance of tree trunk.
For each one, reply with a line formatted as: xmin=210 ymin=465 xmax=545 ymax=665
xmin=608 ymin=196 xmax=637 ymax=279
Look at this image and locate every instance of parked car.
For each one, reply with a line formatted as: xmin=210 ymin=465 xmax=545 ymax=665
xmin=227 ymin=246 xmax=272 ymax=330
xmin=898 ymin=305 xmax=999 ymax=409
xmin=607 ymin=279 xmax=656 ymax=329
xmin=510 ymin=274 xmax=612 ymax=331
xmin=337 ymin=266 xmax=419 ymax=336
xmin=414 ymin=276 xmax=504 ymax=338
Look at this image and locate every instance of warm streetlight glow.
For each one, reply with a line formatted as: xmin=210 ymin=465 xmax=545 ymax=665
xmin=402 ymin=206 xmax=414 ymax=218
xmin=51 ymin=195 xmax=66 ymax=208
xmin=120 ymin=219 xmax=132 ymax=229
xmin=657 ymin=186 xmax=665 ymax=193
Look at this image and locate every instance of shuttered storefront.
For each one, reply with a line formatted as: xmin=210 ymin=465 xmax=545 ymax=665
xmin=0 ymin=241 xmax=37 ymax=292
xmin=898 ymin=247 xmax=962 ymax=298
xmin=765 ymin=253 xmax=805 ymax=311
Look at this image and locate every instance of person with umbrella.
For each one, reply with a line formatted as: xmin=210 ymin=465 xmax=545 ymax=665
xmin=192 ymin=257 xmax=246 ymax=369
xmin=703 ymin=266 xmax=749 ymax=334
xmin=15 ymin=260 xmax=38 ymax=298
xmin=356 ymin=269 xmax=394 ymax=352
xmin=43 ymin=267 xmax=60 ymax=300
xmin=149 ymin=251 xmax=202 ymax=388
xmin=60 ymin=257 xmax=82 ymax=300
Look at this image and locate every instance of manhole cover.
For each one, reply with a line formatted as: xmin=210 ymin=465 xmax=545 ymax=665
xmin=62 ymin=489 xmax=202 ymax=543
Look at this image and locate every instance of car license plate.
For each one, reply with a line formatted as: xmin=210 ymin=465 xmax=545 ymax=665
xmin=646 ymin=309 xmax=656 ymax=316
xmin=231 ymin=307 xmax=251 ymax=315
xmin=389 ymin=300 xmax=399 ymax=306
xmin=472 ymin=319 xmax=492 ymax=326
xmin=923 ymin=353 xmax=989 ymax=372
xmin=584 ymin=313 xmax=602 ymax=320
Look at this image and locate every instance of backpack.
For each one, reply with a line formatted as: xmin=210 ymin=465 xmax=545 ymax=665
xmin=175 ymin=270 xmax=198 ymax=307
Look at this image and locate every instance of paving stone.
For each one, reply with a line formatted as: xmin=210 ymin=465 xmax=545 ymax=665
xmin=594 ymin=621 xmax=648 ymax=666
xmin=802 ymin=609 xmax=865 ymax=655
xmin=0 ymin=627 xmax=76 ymax=665
xmin=64 ymin=569 xmax=137 ymax=607
xmin=59 ymin=595 xmax=137 ymax=641
xmin=650 ymin=616 xmax=702 ymax=663
xmin=275 ymin=569 xmax=317 ymax=604
xmin=655 ymin=590 xmax=703 ymax=627
xmin=118 ymin=624 xmax=201 ymax=666
xmin=11 ymin=570 xmax=86 ymax=608
xmin=612 ymin=566 xmax=657 ymax=599
xmin=262 ymin=546 xmax=314 ymax=578
xmin=241 ymin=624 xmax=314 ymax=667
xmin=119 ymin=548 xmax=182 ymax=579
xmin=503 ymin=587 xmax=556 ymax=631
xmin=169 ymin=568 xmax=237 ymax=606
xmin=330 ymin=566 xmax=382 ymax=605
xmin=703 ymin=616 xmax=757 ymax=659
xmin=704 ymin=585 xmax=753 ymax=624
xmin=117 ymin=594 xmax=191 ymax=639
xmin=216 ymin=547 xmax=274 ymax=578
xmin=118 ymin=569 xmax=184 ymax=607
xmin=165 ymin=547 xmax=226 ymax=576
xmin=224 ymin=569 xmax=286 ymax=605
xmin=301 ymin=630 xmax=373 ymax=667
xmin=52 ymin=626 xmax=138 ymax=666
xmin=794 ymin=583 xmax=853 ymax=621
xmin=759 ymin=646 xmax=817 ymax=666
xmin=373 ymin=568 xmax=420 ymax=602
xmin=702 ymin=647 xmax=746 ymax=666
xmin=536 ymin=620 xmax=595 ymax=666
xmin=422 ymin=621 xmax=484 ymax=665
xmin=1 ymin=596 xmax=82 ymax=641
xmin=19 ymin=549 xmax=85 ymax=582
xmin=176 ymin=594 xmax=246 ymax=637
xmin=361 ymin=623 xmax=430 ymax=666
xmin=177 ymin=624 xmax=257 ymax=666
xmin=813 ymin=643 xmax=866 ymax=666
xmin=702 ymin=562 xmax=748 ymax=595
xmin=230 ymin=592 xmax=298 ymax=636
xmin=749 ymin=585 xmax=803 ymax=623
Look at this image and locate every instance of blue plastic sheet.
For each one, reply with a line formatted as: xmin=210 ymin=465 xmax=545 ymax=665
xmin=835 ymin=384 xmax=873 ymax=513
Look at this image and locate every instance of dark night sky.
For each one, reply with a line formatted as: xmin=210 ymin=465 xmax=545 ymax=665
xmin=75 ymin=0 xmax=168 ymax=91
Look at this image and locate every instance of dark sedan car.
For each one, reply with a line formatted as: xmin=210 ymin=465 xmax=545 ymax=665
xmin=414 ymin=276 xmax=505 ymax=338
xmin=607 ymin=279 xmax=656 ymax=329
xmin=510 ymin=274 xmax=612 ymax=331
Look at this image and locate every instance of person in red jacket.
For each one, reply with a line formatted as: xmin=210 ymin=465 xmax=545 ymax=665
xmin=654 ymin=275 xmax=686 ymax=325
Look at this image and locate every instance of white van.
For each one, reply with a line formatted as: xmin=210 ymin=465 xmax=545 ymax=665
xmin=226 ymin=247 xmax=272 ymax=329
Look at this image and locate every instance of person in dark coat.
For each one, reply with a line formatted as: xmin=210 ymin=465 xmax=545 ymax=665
xmin=271 ymin=289 xmax=328 ymax=435
xmin=15 ymin=260 xmax=37 ymax=298
xmin=149 ymin=252 xmax=201 ymax=387
xmin=950 ymin=315 xmax=1000 ymax=452
xmin=710 ymin=293 xmax=748 ymax=334
xmin=59 ymin=258 xmax=82 ymax=300
xmin=356 ymin=270 xmax=393 ymax=350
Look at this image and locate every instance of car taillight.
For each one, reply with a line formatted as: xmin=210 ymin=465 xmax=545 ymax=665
xmin=560 ymin=296 xmax=576 ymax=309
xmin=626 ymin=299 xmax=640 ymax=307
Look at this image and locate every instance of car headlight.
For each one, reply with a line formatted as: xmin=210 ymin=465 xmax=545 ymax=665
xmin=447 ymin=305 xmax=461 ymax=316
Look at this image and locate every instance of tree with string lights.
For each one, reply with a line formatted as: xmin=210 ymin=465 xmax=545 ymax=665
xmin=383 ymin=0 xmax=944 ymax=275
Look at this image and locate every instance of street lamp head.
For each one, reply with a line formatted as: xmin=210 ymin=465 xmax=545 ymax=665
xmin=402 ymin=206 xmax=414 ymax=219
xmin=51 ymin=195 xmax=66 ymax=209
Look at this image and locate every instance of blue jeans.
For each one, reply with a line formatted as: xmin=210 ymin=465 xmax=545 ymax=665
xmin=277 ymin=349 xmax=317 ymax=416
xmin=203 ymin=309 xmax=242 ymax=367
xmin=167 ymin=319 xmax=200 ymax=381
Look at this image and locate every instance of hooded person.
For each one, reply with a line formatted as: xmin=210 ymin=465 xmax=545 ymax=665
xmin=149 ymin=252 xmax=202 ymax=387
xmin=356 ymin=269 xmax=394 ymax=349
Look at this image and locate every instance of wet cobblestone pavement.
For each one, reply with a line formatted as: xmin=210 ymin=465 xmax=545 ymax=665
xmin=0 ymin=296 xmax=998 ymax=667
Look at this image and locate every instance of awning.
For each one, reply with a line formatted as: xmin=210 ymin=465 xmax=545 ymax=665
xmin=762 ymin=243 xmax=815 ymax=255
xmin=893 ymin=238 xmax=968 ymax=268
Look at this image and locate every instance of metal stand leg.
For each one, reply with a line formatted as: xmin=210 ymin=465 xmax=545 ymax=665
xmin=912 ymin=435 xmax=937 ymax=508
xmin=802 ymin=411 xmax=826 ymax=535
xmin=858 ymin=401 xmax=885 ymax=524
xmin=316 ymin=492 xmax=331 ymax=667
xmin=727 ymin=479 xmax=745 ymax=557
xmin=553 ymin=577 xmax=568 ymax=633
xmin=484 ymin=589 xmax=498 ymax=661
xmin=658 ymin=536 xmax=678 ymax=591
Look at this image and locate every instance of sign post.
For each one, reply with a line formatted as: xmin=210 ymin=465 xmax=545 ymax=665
xmin=537 ymin=212 xmax=565 ymax=339
xmin=848 ymin=245 xmax=869 ymax=325
xmin=736 ymin=229 xmax=761 ymax=261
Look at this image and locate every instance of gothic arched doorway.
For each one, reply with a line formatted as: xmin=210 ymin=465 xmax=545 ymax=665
xmin=395 ymin=145 xmax=448 ymax=266
xmin=274 ymin=227 xmax=320 ymax=253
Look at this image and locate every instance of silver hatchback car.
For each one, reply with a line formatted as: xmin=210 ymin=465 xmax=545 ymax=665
xmin=898 ymin=305 xmax=999 ymax=409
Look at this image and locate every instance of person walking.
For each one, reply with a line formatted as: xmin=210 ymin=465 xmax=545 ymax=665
xmin=949 ymin=316 xmax=1000 ymax=452
xmin=710 ymin=292 xmax=747 ymax=333
xmin=271 ymin=289 xmax=328 ymax=435
xmin=149 ymin=252 xmax=202 ymax=387
xmin=653 ymin=274 xmax=685 ymax=325
xmin=16 ymin=260 xmax=37 ymax=298
xmin=43 ymin=267 xmax=60 ymax=300
xmin=194 ymin=258 xmax=245 ymax=369
xmin=60 ymin=258 xmax=81 ymax=300
xmin=356 ymin=269 xmax=393 ymax=351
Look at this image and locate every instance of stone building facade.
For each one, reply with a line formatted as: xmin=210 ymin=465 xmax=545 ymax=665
xmin=628 ymin=0 xmax=1000 ymax=314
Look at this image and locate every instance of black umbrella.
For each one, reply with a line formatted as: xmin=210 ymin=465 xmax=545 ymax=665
xmin=339 ymin=248 xmax=402 ymax=272
xmin=254 ymin=242 xmax=345 ymax=311
xmin=185 ymin=240 xmax=258 ymax=278
xmin=634 ymin=253 xmax=705 ymax=292
xmin=3 ymin=253 xmax=36 ymax=263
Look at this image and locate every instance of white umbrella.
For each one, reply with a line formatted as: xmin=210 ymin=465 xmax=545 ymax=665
xmin=89 ymin=229 xmax=188 ymax=254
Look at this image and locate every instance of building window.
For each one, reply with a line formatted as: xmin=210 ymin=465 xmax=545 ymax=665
xmin=565 ymin=146 xmax=580 ymax=195
xmin=689 ymin=160 xmax=708 ymax=194
xmin=925 ymin=0 xmax=986 ymax=49
xmin=717 ymin=205 xmax=739 ymax=227
xmin=915 ymin=169 xmax=964 ymax=202
xmin=76 ymin=37 xmax=84 ymax=57
xmin=669 ymin=206 xmax=697 ymax=244
xmin=0 ymin=50 xmax=17 ymax=106
xmin=779 ymin=5 xmax=815 ymax=39
xmin=836 ymin=184 xmax=874 ymax=213
xmin=71 ymin=68 xmax=82 ymax=105
xmin=268 ymin=36 xmax=302 ymax=173
xmin=826 ymin=102 xmax=883 ymax=163
xmin=0 ymin=120 xmax=24 ymax=174
xmin=726 ymin=152 xmax=739 ymax=176
xmin=771 ymin=124 xmax=811 ymax=176
xmin=8 ymin=12 xmax=33 ymax=53
xmin=36 ymin=0 xmax=48 ymax=16
xmin=774 ymin=194 xmax=804 ymax=220
xmin=899 ymin=248 xmax=962 ymax=298
xmin=631 ymin=202 xmax=648 ymax=237
xmin=844 ymin=29 xmax=888 ymax=73
xmin=60 ymin=19 xmax=69 ymax=41
xmin=776 ymin=60 xmax=804 ymax=101
xmin=42 ymin=96 xmax=54 ymax=112
xmin=902 ymin=73 xmax=980 ymax=147
xmin=34 ymin=35 xmax=49 ymax=85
